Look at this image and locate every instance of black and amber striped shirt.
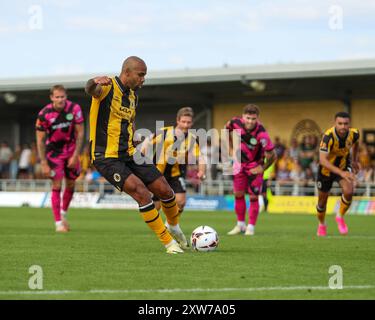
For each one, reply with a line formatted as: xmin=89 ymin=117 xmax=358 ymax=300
xmin=319 ymin=126 xmax=360 ymax=177
xmin=150 ymin=126 xmax=200 ymax=179
xmin=89 ymin=76 xmax=138 ymax=161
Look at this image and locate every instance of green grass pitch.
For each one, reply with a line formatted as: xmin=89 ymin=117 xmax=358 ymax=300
xmin=0 ymin=207 xmax=374 ymax=300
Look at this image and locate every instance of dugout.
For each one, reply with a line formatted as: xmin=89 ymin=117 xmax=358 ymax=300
xmin=1 ymin=59 xmax=375 ymax=158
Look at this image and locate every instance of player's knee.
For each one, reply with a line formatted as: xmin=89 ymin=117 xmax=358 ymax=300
xmin=52 ymin=180 xmax=62 ymax=189
xmin=157 ymin=184 xmax=174 ymax=200
xmin=343 ymin=192 xmax=353 ymax=202
xmin=65 ymin=180 xmax=75 ymax=190
xmin=249 ymin=195 xmax=258 ymax=202
xmin=125 ymin=182 xmax=151 ymax=205
xmin=234 ymin=191 xmax=245 ymax=198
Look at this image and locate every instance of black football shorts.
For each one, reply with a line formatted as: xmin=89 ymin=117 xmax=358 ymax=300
xmin=93 ymin=157 xmax=162 ymax=191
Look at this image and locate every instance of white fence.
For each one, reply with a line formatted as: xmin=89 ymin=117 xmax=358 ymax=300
xmin=0 ymin=179 xmax=374 ymax=197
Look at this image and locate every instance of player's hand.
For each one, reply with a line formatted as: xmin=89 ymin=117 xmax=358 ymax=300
xmin=41 ymin=160 xmax=51 ymax=178
xmin=67 ymin=155 xmax=79 ymax=168
xmin=340 ymin=171 xmax=356 ymax=183
xmin=249 ymin=165 xmax=264 ymax=175
xmin=93 ymin=76 xmax=111 ymax=86
xmin=197 ymin=171 xmax=206 ymax=181
xmin=352 ymin=162 xmax=361 ymax=175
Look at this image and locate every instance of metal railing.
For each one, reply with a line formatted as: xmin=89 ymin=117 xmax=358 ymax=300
xmin=0 ymin=179 xmax=374 ymax=197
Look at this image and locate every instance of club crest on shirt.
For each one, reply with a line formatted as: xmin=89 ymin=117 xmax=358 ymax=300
xmin=113 ymin=173 xmax=121 ymax=182
xmin=250 ymin=137 xmax=257 ymax=146
xmin=66 ymin=113 xmax=73 ymax=121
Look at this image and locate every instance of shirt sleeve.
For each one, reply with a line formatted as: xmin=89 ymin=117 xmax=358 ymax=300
xmin=35 ymin=111 xmax=48 ymax=132
xmin=258 ymin=131 xmax=274 ymax=152
xmin=225 ymin=119 xmax=234 ymax=131
xmin=73 ymin=104 xmax=84 ymax=124
xmin=353 ymin=129 xmax=360 ymax=144
xmin=97 ymin=83 xmax=112 ymax=101
xmin=319 ymin=134 xmax=333 ymax=153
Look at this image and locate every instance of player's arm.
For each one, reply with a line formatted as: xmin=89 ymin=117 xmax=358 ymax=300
xmin=85 ymin=76 xmax=111 ymax=98
xmin=263 ymin=149 xmax=276 ymax=171
xmin=67 ymin=123 xmax=84 ymax=168
xmin=319 ymin=133 xmax=355 ymax=182
xmin=319 ymin=151 xmax=352 ymax=181
xmin=319 ymin=151 xmax=354 ymax=183
xmin=36 ymin=130 xmax=50 ymax=177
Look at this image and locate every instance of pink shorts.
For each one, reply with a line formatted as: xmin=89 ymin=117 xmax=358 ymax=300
xmin=46 ymin=151 xmax=81 ymax=181
xmin=233 ymin=165 xmax=263 ymax=196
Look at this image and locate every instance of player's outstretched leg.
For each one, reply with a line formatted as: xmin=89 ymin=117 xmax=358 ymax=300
xmin=228 ymin=195 xmax=246 ymax=235
xmin=61 ymin=179 xmax=76 ymax=231
xmin=316 ymin=205 xmax=327 ymax=236
xmin=246 ymin=197 xmax=259 ymax=236
xmin=124 ymin=175 xmax=183 ymax=254
xmin=51 ymin=188 xmax=68 ymax=233
xmin=336 ymin=195 xmax=351 ymax=235
xmin=161 ymin=195 xmax=189 ymax=250
xmin=336 ymin=180 xmax=353 ymax=235
xmin=316 ymin=191 xmax=329 ymax=237
xmin=149 ymin=177 xmax=188 ymax=249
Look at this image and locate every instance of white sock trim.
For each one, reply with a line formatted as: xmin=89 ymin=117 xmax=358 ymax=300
xmin=160 ymin=193 xmax=176 ymax=203
xmin=139 ymin=202 xmax=154 ymax=210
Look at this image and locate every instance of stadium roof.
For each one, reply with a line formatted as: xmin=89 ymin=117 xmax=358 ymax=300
xmin=1 ymin=59 xmax=375 ymax=92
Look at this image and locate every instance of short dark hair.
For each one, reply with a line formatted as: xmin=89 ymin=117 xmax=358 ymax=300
xmin=335 ymin=111 xmax=350 ymax=119
xmin=50 ymin=84 xmax=66 ymax=95
xmin=243 ymin=104 xmax=260 ymax=116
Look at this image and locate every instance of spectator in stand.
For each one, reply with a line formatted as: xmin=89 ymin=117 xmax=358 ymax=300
xmin=274 ymin=136 xmax=286 ymax=159
xmin=288 ymin=138 xmax=299 ymax=160
xmin=79 ymin=143 xmax=91 ymax=180
xmin=290 ymin=158 xmax=306 ymax=183
xmin=275 ymin=149 xmax=293 ymax=183
xmin=10 ymin=145 xmax=21 ymax=180
xmin=0 ymin=141 xmax=13 ymax=179
xmin=298 ymin=135 xmax=317 ymax=170
xmin=357 ymin=144 xmax=374 ymax=183
xmin=30 ymin=142 xmax=39 ymax=179
xmin=18 ymin=144 xmax=32 ymax=179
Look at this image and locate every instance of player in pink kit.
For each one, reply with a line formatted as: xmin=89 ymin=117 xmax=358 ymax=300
xmin=225 ymin=104 xmax=276 ymax=236
xmin=36 ymin=85 xmax=84 ymax=232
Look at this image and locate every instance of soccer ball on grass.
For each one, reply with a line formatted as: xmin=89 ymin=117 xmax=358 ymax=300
xmin=190 ymin=226 xmax=219 ymax=252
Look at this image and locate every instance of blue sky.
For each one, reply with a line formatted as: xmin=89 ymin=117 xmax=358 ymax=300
xmin=1 ymin=0 xmax=375 ymax=78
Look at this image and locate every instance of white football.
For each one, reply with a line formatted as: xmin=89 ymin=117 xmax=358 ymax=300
xmin=190 ymin=226 xmax=219 ymax=252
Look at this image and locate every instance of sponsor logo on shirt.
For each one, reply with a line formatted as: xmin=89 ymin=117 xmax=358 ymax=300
xmin=52 ymin=122 xmax=72 ymax=130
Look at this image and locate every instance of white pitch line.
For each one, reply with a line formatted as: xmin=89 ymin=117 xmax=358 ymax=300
xmin=0 ymin=285 xmax=374 ymax=295
xmin=325 ymin=236 xmax=375 ymax=239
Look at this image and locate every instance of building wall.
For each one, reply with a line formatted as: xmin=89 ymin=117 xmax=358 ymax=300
xmin=351 ymin=99 xmax=375 ymax=131
xmin=213 ymin=100 xmax=345 ymax=145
